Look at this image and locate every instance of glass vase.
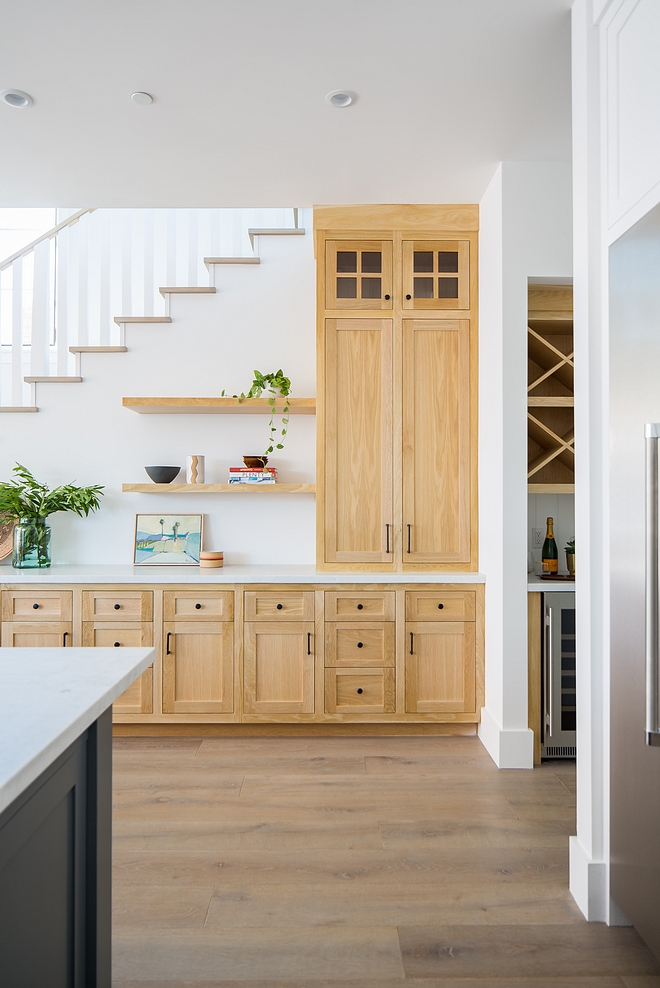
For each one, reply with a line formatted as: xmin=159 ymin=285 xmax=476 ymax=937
xmin=13 ymin=517 xmax=51 ymax=568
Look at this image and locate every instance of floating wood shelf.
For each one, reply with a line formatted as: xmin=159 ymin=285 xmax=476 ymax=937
xmin=527 ymin=285 xmax=574 ymax=493
xmin=122 ymin=483 xmax=316 ymax=494
xmin=122 ymin=397 xmax=316 ymax=414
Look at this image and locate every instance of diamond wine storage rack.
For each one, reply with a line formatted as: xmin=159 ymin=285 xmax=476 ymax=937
xmin=527 ymin=284 xmax=574 ymax=493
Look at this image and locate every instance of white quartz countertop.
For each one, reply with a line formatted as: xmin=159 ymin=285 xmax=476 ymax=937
xmin=0 ymin=647 xmax=154 ymax=815
xmin=0 ymin=564 xmax=485 ymax=585
xmin=528 ymin=575 xmax=576 ymax=592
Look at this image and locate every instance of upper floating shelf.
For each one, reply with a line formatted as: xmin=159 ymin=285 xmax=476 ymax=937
xmin=122 ymin=397 xmax=316 ymax=414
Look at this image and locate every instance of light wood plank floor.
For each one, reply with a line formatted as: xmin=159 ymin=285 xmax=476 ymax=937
xmin=112 ymin=736 xmax=660 ymax=987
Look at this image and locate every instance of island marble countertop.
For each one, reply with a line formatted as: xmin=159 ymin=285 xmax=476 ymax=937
xmin=0 ymin=647 xmax=154 ymax=814
xmin=0 ymin=564 xmax=486 ymax=584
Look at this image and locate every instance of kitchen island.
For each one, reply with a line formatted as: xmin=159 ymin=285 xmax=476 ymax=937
xmin=0 ymin=646 xmax=154 ymax=988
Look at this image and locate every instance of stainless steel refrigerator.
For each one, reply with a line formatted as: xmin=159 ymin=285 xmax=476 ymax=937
xmin=610 ymin=210 xmax=660 ymax=958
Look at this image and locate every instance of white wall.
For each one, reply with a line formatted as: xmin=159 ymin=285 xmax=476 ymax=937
xmin=479 ymin=161 xmax=573 ymax=768
xmin=0 ymin=214 xmax=317 ymax=566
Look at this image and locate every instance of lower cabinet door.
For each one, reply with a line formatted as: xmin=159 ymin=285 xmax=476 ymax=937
xmin=1 ymin=622 xmax=72 ymax=647
xmin=325 ymin=667 xmax=395 ymax=714
xmin=162 ymin=621 xmax=234 ymax=714
xmin=244 ymin=622 xmax=315 ymax=714
xmin=405 ymin=621 xmax=476 ymax=713
xmin=82 ymin=621 xmax=154 ymax=714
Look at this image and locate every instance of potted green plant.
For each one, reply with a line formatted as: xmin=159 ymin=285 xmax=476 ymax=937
xmin=0 ymin=464 xmax=104 ymax=569
xmin=222 ymin=369 xmax=291 ymax=467
xmin=565 ymin=538 xmax=575 ymax=577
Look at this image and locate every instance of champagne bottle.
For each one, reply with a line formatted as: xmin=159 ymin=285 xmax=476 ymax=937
xmin=542 ymin=517 xmax=558 ymax=574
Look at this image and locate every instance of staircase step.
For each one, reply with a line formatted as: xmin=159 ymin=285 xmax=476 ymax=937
xmin=69 ymin=346 xmax=128 ymax=353
xmin=24 ymin=376 xmax=83 ymax=383
xmin=0 ymin=406 xmax=38 ymax=412
xmin=159 ymin=286 xmax=217 ymax=296
xmin=204 ymin=257 xmax=261 ymax=265
xmin=113 ymin=316 xmax=172 ymax=325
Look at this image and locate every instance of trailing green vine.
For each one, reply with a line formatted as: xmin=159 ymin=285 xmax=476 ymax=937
xmin=221 ymin=370 xmax=291 ymax=458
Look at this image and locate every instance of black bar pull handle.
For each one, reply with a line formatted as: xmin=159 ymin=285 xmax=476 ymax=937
xmin=166 ymin=632 xmax=172 ymax=655
xmin=307 ymin=632 xmax=312 ymax=655
xmin=409 ymin=632 xmax=414 ymax=655
xmin=407 ymin=524 xmax=411 ymax=553
xmin=63 ymin=631 xmax=69 ymax=647
xmin=385 ymin=523 xmax=391 ymax=554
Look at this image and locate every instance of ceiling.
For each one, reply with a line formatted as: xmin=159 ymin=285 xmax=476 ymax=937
xmin=0 ymin=0 xmax=573 ymax=207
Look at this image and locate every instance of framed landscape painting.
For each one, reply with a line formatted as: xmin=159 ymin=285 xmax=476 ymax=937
xmin=134 ymin=514 xmax=203 ymax=566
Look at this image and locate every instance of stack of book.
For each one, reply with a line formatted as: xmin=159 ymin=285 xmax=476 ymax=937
xmin=228 ymin=467 xmax=278 ymax=484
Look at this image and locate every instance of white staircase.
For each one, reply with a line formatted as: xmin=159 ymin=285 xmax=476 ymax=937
xmin=0 ymin=208 xmax=305 ymax=411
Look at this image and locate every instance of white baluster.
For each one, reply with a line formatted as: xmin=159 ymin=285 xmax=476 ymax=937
xmin=99 ymin=210 xmax=111 ymax=345
xmin=143 ymin=209 xmax=154 ymax=316
xmin=31 ymin=239 xmax=50 ymax=377
xmin=56 ymin=226 xmax=69 ymax=375
xmin=78 ymin=213 xmax=89 ymax=346
xmin=166 ymin=209 xmax=177 ymax=287
xmin=121 ymin=208 xmax=132 ymax=316
xmin=11 ymin=258 xmax=23 ymax=405
xmin=188 ymin=209 xmax=198 ymax=286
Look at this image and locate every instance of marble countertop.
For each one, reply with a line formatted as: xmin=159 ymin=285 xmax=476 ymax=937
xmin=0 ymin=564 xmax=485 ymax=585
xmin=0 ymin=647 xmax=154 ymax=814
xmin=528 ymin=575 xmax=575 ymax=592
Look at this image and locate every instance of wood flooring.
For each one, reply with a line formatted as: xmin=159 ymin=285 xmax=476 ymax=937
xmin=111 ymin=736 xmax=660 ymax=987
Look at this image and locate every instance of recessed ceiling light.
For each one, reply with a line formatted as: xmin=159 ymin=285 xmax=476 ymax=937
xmin=1 ymin=89 xmax=33 ymax=108
xmin=325 ymin=90 xmax=356 ymax=108
xmin=131 ymin=92 xmax=153 ymax=105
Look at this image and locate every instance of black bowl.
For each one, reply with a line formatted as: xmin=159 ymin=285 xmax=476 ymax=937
xmin=145 ymin=466 xmax=181 ymax=484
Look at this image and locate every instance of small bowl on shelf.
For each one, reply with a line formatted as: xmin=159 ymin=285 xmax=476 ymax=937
xmin=243 ymin=455 xmax=268 ymax=470
xmin=144 ymin=466 xmax=181 ymax=484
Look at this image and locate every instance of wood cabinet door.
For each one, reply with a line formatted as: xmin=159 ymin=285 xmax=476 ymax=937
xmin=402 ymin=240 xmax=470 ymax=310
xmin=405 ymin=621 xmax=475 ymax=713
xmin=325 ymin=240 xmax=393 ymax=310
xmin=402 ymin=319 xmax=472 ymax=564
xmin=162 ymin=622 xmax=234 ymax=714
xmin=325 ymin=623 xmax=395 ymax=667
xmin=244 ymin=622 xmax=315 ymax=714
xmin=1 ymin=622 xmax=72 ymax=647
xmin=323 ymin=318 xmax=393 ymax=564
xmin=81 ymin=621 xmax=154 ymax=714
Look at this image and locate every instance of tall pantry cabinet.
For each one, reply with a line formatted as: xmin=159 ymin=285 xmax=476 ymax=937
xmin=315 ymin=205 xmax=479 ymax=572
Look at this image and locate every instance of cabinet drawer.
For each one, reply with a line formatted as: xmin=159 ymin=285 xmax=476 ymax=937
xmin=81 ymin=622 xmax=153 ymax=648
xmin=405 ymin=591 xmax=475 ymax=622
xmin=2 ymin=590 xmax=72 ymax=622
xmin=82 ymin=591 xmax=153 ymax=622
xmin=325 ymin=668 xmax=395 ymax=714
xmin=325 ymin=623 xmax=395 ymax=667
xmin=244 ymin=591 xmax=314 ymax=622
xmin=324 ymin=591 xmax=395 ymax=621
xmin=1 ymin=622 xmax=72 ymax=647
xmin=163 ymin=591 xmax=233 ymax=622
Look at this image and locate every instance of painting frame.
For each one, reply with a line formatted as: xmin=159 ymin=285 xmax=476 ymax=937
xmin=133 ymin=513 xmax=203 ymax=566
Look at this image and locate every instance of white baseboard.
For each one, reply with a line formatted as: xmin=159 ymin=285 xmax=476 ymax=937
xmin=569 ymin=836 xmax=607 ymax=921
xmin=478 ymin=707 xmax=534 ymax=768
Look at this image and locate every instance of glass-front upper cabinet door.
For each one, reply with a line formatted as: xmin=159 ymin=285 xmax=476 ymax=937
xmin=402 ymin=240 xmax=470 ymax=310
xmin=325 ymin=241 xmax=393 ymax=310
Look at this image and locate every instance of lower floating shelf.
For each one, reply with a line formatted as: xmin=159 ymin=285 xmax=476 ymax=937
xmin=122 ymin=483 xmax=316 ymax=494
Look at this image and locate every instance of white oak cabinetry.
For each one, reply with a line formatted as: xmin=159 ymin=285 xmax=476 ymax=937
xmin=0 ymin=581 xmax=484 ymax=729
xmin=316 ymin=205 xmax=478 ymax=572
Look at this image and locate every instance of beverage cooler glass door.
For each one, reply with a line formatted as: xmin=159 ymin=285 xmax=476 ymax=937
xmin=542 ymin=592 xmax=576 ymax=758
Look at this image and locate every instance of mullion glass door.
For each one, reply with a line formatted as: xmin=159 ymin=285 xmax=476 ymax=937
xmin=326 ymin=241 xmax=393 ymax=310
xmin=402 ymin=240 xmax=469 ymax=310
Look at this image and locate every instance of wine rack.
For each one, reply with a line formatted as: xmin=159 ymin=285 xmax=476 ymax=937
xmin=527 ymin=285 xmax=574 ymax=493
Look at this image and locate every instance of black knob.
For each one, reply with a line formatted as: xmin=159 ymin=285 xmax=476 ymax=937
xmin=357 ymin=688 xmax=363 ymax=694
xmin=384 ymin=294 xmax=390 ymax=300
xmin=114 ymin=603 xmax=121 ymax=610
xmin=114 ymin=641 xmax=120 ymax=647
xmin=195 ymin=603 xmax=202 ymax=609
xmin=406 ymin=294 xmax=411 ymax=300
xmin=357 ymin=642 xmax=364 ymax=648
xmin=438 ymin=603 xmax=444 ymax=609
xmin=33 ymin=603 xmax=39 ymax=609
xmin=357 ymin=603 xmax=363 ymax=610
xmin=277 ymin=603 xmax=283 ymax=610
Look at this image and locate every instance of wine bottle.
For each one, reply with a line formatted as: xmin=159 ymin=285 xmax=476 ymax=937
xmin=542 ymin=517 xmax=558 ymax=574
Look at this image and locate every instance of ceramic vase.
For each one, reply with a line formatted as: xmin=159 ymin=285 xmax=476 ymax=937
xmin=186 ymin=455 xmax=205 ymax=485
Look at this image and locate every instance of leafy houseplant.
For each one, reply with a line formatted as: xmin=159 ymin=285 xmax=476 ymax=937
xmin=565 ymin=538 xmax=575 ymax=577
xmin=222 ymin=369 xmax=292 ymax=463
xmin=0 ymin=464 xmax=104 ymax=568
